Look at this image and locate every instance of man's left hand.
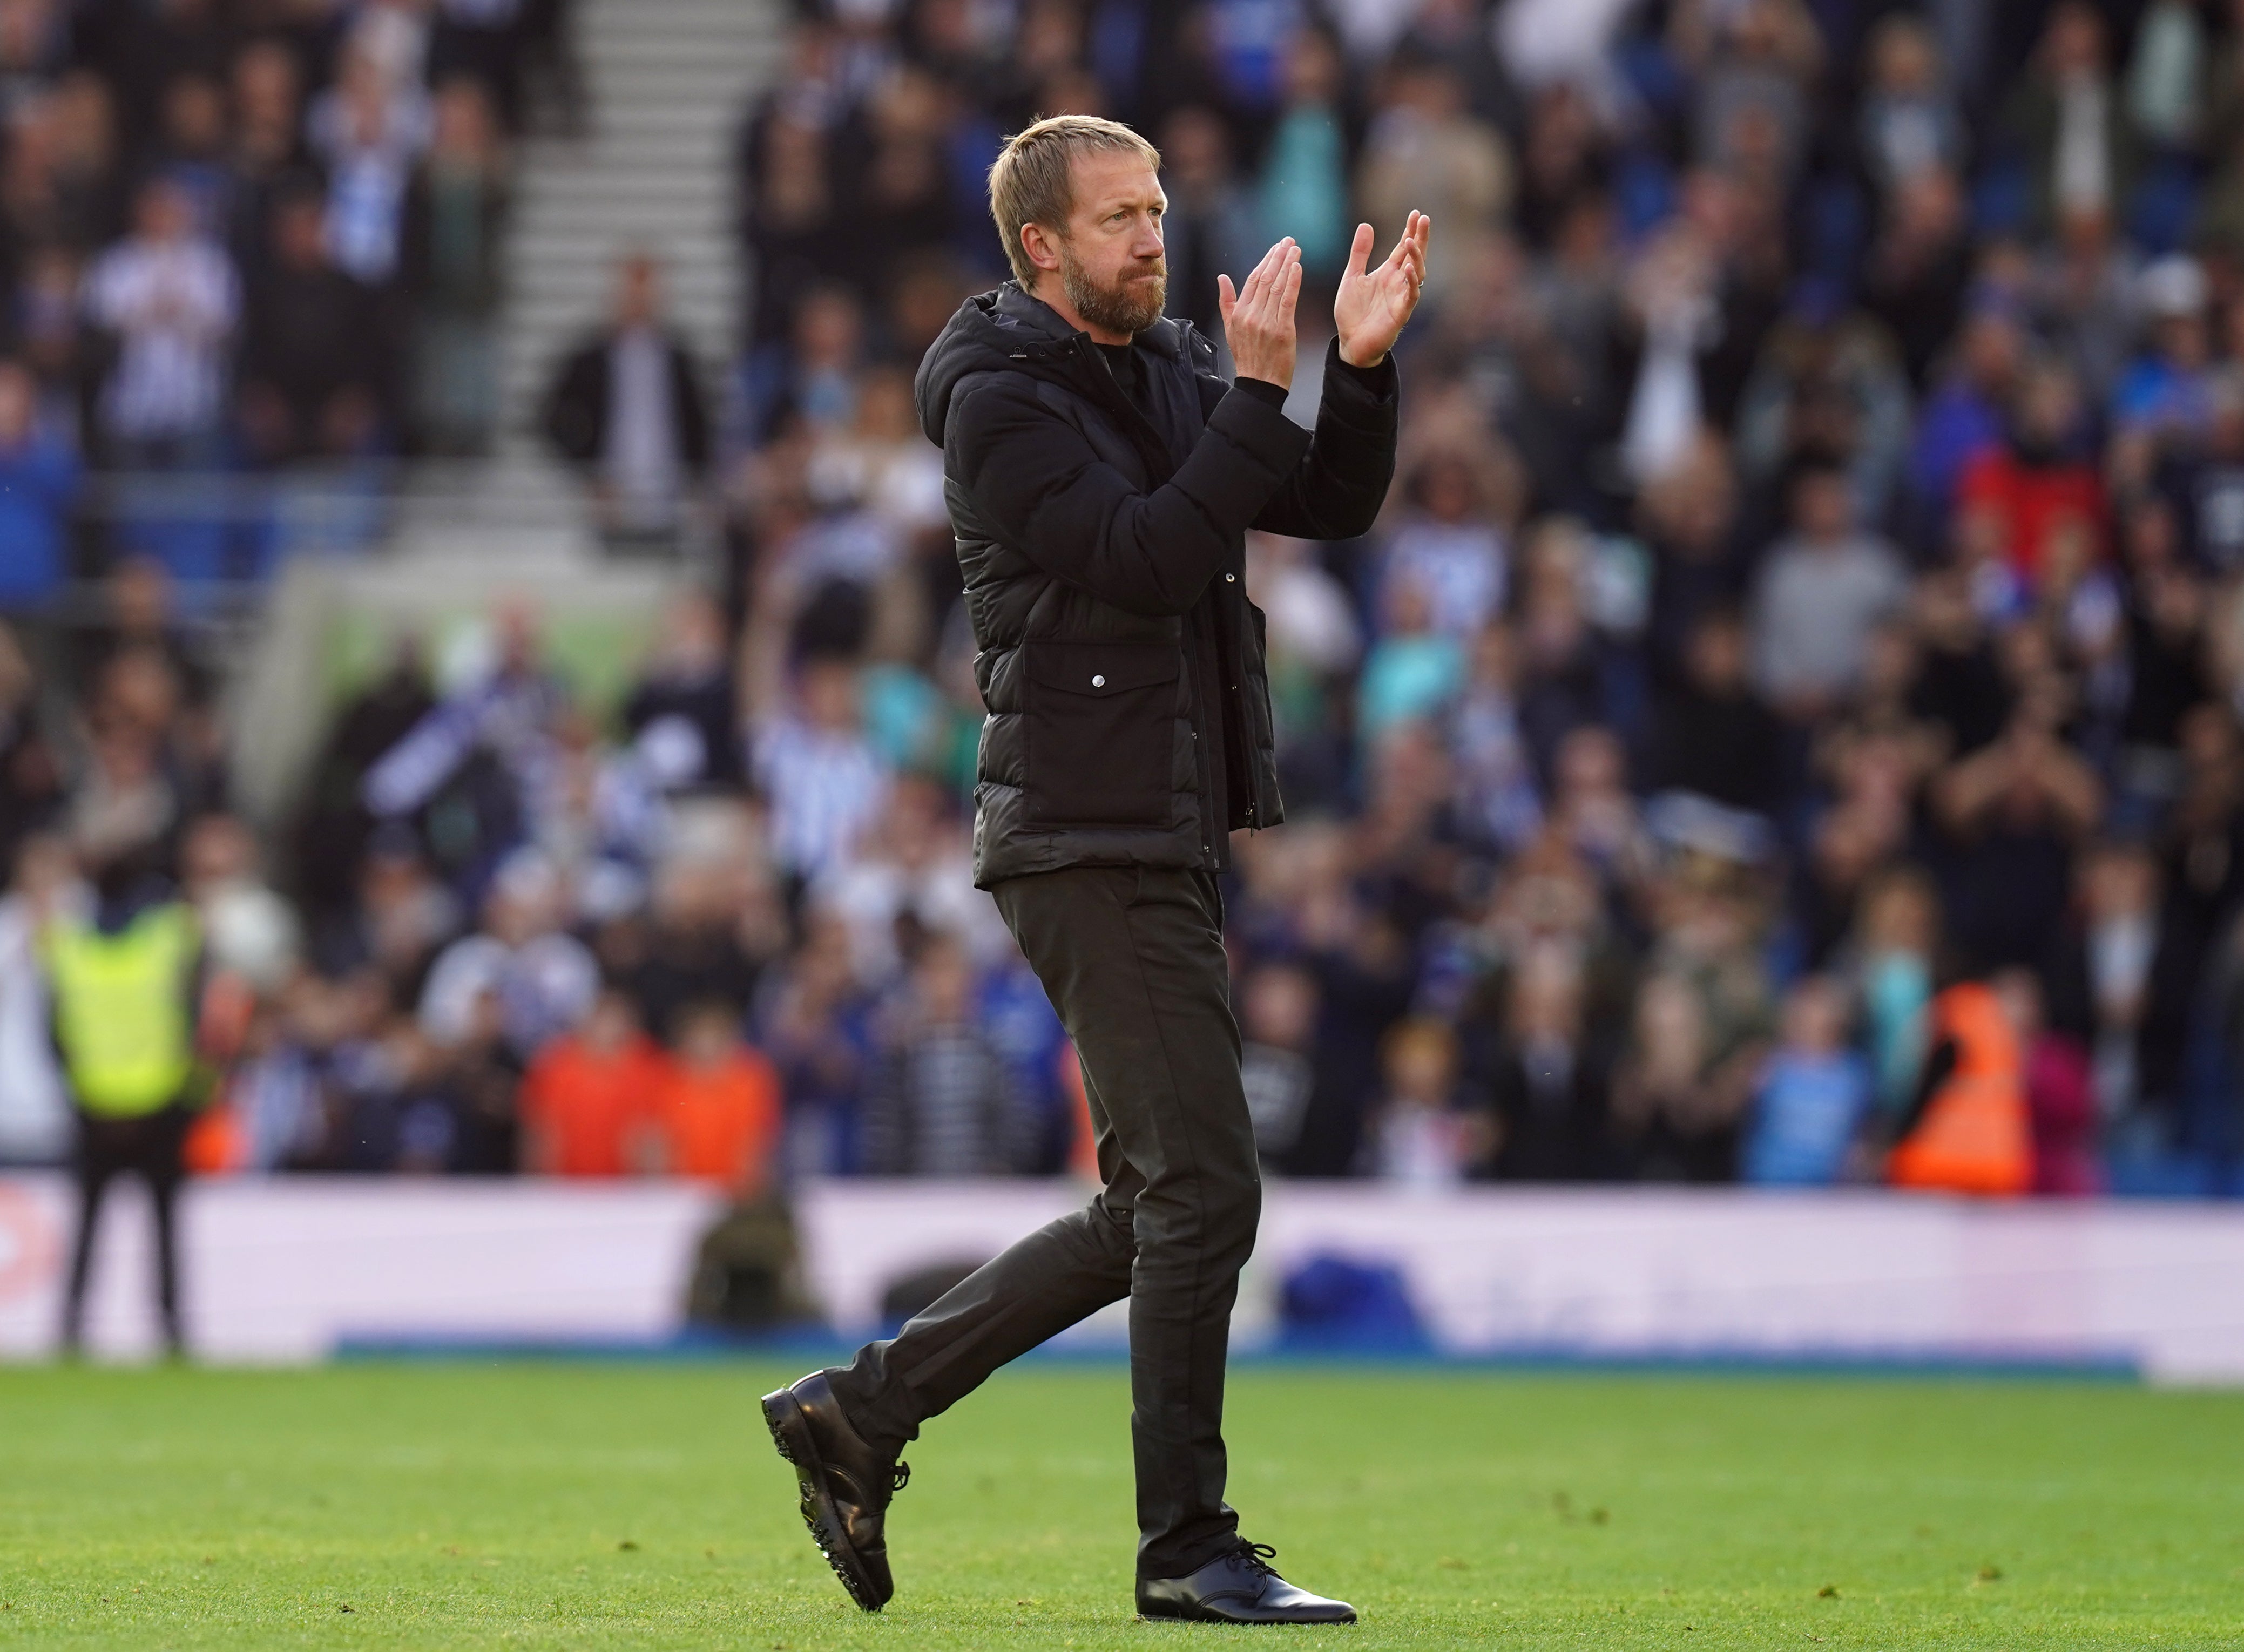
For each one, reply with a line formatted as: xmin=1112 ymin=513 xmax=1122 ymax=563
xmin=1334 ymin=211 xmax=1430 ymax=369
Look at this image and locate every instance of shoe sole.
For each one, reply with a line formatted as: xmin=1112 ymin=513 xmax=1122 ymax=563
xmin=761 ymin=1388 xmax=886 ymax=1613
xmin=1137 ymin=1607 xmax=1359 ymax=1626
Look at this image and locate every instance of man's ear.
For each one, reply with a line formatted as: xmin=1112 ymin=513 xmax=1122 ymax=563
xmin=1019 ymin=221 xmax=1064 ymax=275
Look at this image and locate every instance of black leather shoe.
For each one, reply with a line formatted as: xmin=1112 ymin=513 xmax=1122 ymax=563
xmin=1137 ymin=1542 xmax=1357 ymax=1624
xmin=761 ymin=1371 xmax=908 ymax=1611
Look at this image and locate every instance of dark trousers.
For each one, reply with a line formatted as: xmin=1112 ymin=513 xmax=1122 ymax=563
xmin=828 ymin=866 xmax=1260 ymax=1579
xmin=62 ymin=1101 xmax=192 ymax=1353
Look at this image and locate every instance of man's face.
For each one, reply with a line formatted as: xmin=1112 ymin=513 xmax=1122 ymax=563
xmin=137 ymin=185 xmax=192 ymax=243
xmin=1794 ymin=473 xmax=1851 ymax=540
xmin=1050 ymin=152 xmax=1167 ymax=335
xmin=1687 ymin=618 xmax=1747 ymax=693
xmin=274 ymin=201 xmax=326 ymax=269
xmin=616 ymin=258 xmax=661 ymax=328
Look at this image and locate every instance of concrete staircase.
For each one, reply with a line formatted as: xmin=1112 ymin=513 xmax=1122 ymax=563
xmin=240 ymin=0 xmax=790 ymax=820
xmin=387 ymin=0 xmax=785 ymax=561
xmin=498 ymin=0 xmax=782 ymax=446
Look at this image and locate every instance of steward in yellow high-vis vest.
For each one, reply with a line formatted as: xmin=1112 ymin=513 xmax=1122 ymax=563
xmin=42 ymin=862 xmax=208 ymax=1358
xmin=44 ymin=902 xmax=201 ymax=1118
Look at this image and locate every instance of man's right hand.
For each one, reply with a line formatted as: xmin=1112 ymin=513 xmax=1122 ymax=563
xmin=1218 ymin=238 xmax=1302 ymax=392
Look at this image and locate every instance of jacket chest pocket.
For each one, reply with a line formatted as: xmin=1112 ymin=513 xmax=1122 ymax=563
xmin=1022 ymin=640 xmax=1179 ymax=828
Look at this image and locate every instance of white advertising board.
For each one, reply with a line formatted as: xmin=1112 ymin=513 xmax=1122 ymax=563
xmin=3 ymin=1175 xmax=2241 ymax=1382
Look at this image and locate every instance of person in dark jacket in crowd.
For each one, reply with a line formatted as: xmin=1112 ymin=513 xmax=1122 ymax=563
xmin=400 ymin=77 xmax=512 ymax=456
xmin=236 ymin=189 xmax=391 ymax=464
xmin=762 ymin=114 xmax=1426 ymax=1626
xmin=1481 ymin=944 xmax=1616 ymax=1180
xmin=539 ymin=250 xmax=711 ymax=544
xmin=1644 ymin=605 xmax=1785 ymax=815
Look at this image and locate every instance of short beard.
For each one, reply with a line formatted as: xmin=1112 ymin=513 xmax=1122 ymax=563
xmin=1059 ymin=241 xmax=1167 ymax=336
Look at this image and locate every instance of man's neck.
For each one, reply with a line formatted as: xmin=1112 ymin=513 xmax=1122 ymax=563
xmin=1028 ymin=277 xmax=1132 ymax=346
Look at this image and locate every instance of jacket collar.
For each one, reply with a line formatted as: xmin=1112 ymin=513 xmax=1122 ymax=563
xmin=992 ymin=280 xmax=1188 ymax=363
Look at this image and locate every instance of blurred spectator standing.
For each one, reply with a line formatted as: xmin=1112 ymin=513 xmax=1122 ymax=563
xmin=399 ymin=76 xmax=511 ymax=455
xmin=418 ymin=850 xmax=598 ymax=1063
xmin=518 ymin=987 xmax=665 ymax=1176
xmin=1482 ymin=947 xmax=1612 ymax=1181
xmin=620 ymin=590 xmax=742 ymax=789
xmin=810 ymin=773 xmax=998 ymax=984
xmin=1750 ymin=464 xmax=1910 ymax=721
xmin=180 ymin=812 xmax=298 ymax=994
xmin=1646 ymin=606 xmax=1783 ymax=817
xmin=1888 ymin=978 xmax=2034 ymax=1195
xmin=1995 ymin=965 xmax=2102 ymax=1195
xmin=309 ymin=44 xmax=431 ymax=289
xmin=0 ymin=357 xmax=82 ymax=610
xmin=1238 ymin=959 xmax=1320 ymax=1168
xmin=234 ymin=188 xmax=390 ymax=466
xmin=1742 ymin=974 xmax=1872 ymax=1185
xmin=651 ymin=997 xmax=782 ymax=1189
xmin=1956 ymin=359 xmax=2105 ymax=583
xmin=1157 ymin=106 xmax=1258 ymax=339
xmin=542 ymin=251 xmax=713 ymax=547
xmin=861 ymin=932 xmax=1019 ymax=1177
xmin=1356 ymin=58 xmax=1509 ymax=313
xmin=44 ymin=844 xmax=209 ymax=1356
xmin=1256 ymin=27 xmax=1352 ymax=287
xmin=0 ymin=833 xmax=78 ymax=1163
xmin=759 ymin=909 xmax=874 ymax=1177
xmin=223 ymin=39 xmax=312 ymax=281
xmin=0 ymin=626 xmax=65 ymax=880
xmin=81 ymin=177 xmax=237 ymax=470
xmin=748 ymin=653 xmax=891 ymax=891
xmin=431 ymin=0 xmax=535 ymax=132
xmin=626 ymin=850 xmax=772 ymax=1044
xmin=1364 ymin=1015 xmax=1485 ymax=1185
xmin=2001 ymin=2 xmax=2134 ymax=238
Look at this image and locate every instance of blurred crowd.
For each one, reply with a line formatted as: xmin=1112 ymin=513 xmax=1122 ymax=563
xmin=13 ymin=0 xmax=2244 ymax=1196
xmin=0 ymin=561 xmax=1082 ymax=1187
xmin=0 ymin=0 xmax=570 ymax=590
xmin=700 ymin=0 xmax=2244 ymax=1194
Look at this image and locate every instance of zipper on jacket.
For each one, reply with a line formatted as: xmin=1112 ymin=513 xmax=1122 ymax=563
xmin=1066 ymin=333 xmax=1230 ymax=865
xmin=1062 ymin=330 xmax=1280 ymax=854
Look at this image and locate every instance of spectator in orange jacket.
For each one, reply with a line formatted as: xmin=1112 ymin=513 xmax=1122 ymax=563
xmin=654 ymin=998 xmax=782 ymax=1190
xmin=518 ymin=987 xmax=667 ymax=1176
xmin=1886 ymin=979 xmax=2033 ymax=1196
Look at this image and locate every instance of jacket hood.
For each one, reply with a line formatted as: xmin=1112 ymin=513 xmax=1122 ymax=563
xmin=914 ymin=281 xmax=1191 ymax=447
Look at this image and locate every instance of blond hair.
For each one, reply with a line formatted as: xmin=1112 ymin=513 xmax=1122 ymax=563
xmin=987 ymin=113 xmax=1161 ymax=286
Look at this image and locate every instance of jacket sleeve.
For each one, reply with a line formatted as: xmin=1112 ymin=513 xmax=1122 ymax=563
xmin=541 ymin=343 xmax=606 ymax=469
xmin=1232 ymin=338 xmax=1400 ymax=540
xmin=948 ymin=368 xmax=1313 ymax=617
xmin=668 ymin=342 xmax=712 ymax=471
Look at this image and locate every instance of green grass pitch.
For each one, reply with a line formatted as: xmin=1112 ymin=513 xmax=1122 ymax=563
xmin=1 ymin=1361 xmax=2239 ymax=1648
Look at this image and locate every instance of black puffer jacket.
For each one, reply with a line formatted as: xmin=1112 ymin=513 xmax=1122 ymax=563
xmin=917 ymin=282 xmax=1398 ymax=889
